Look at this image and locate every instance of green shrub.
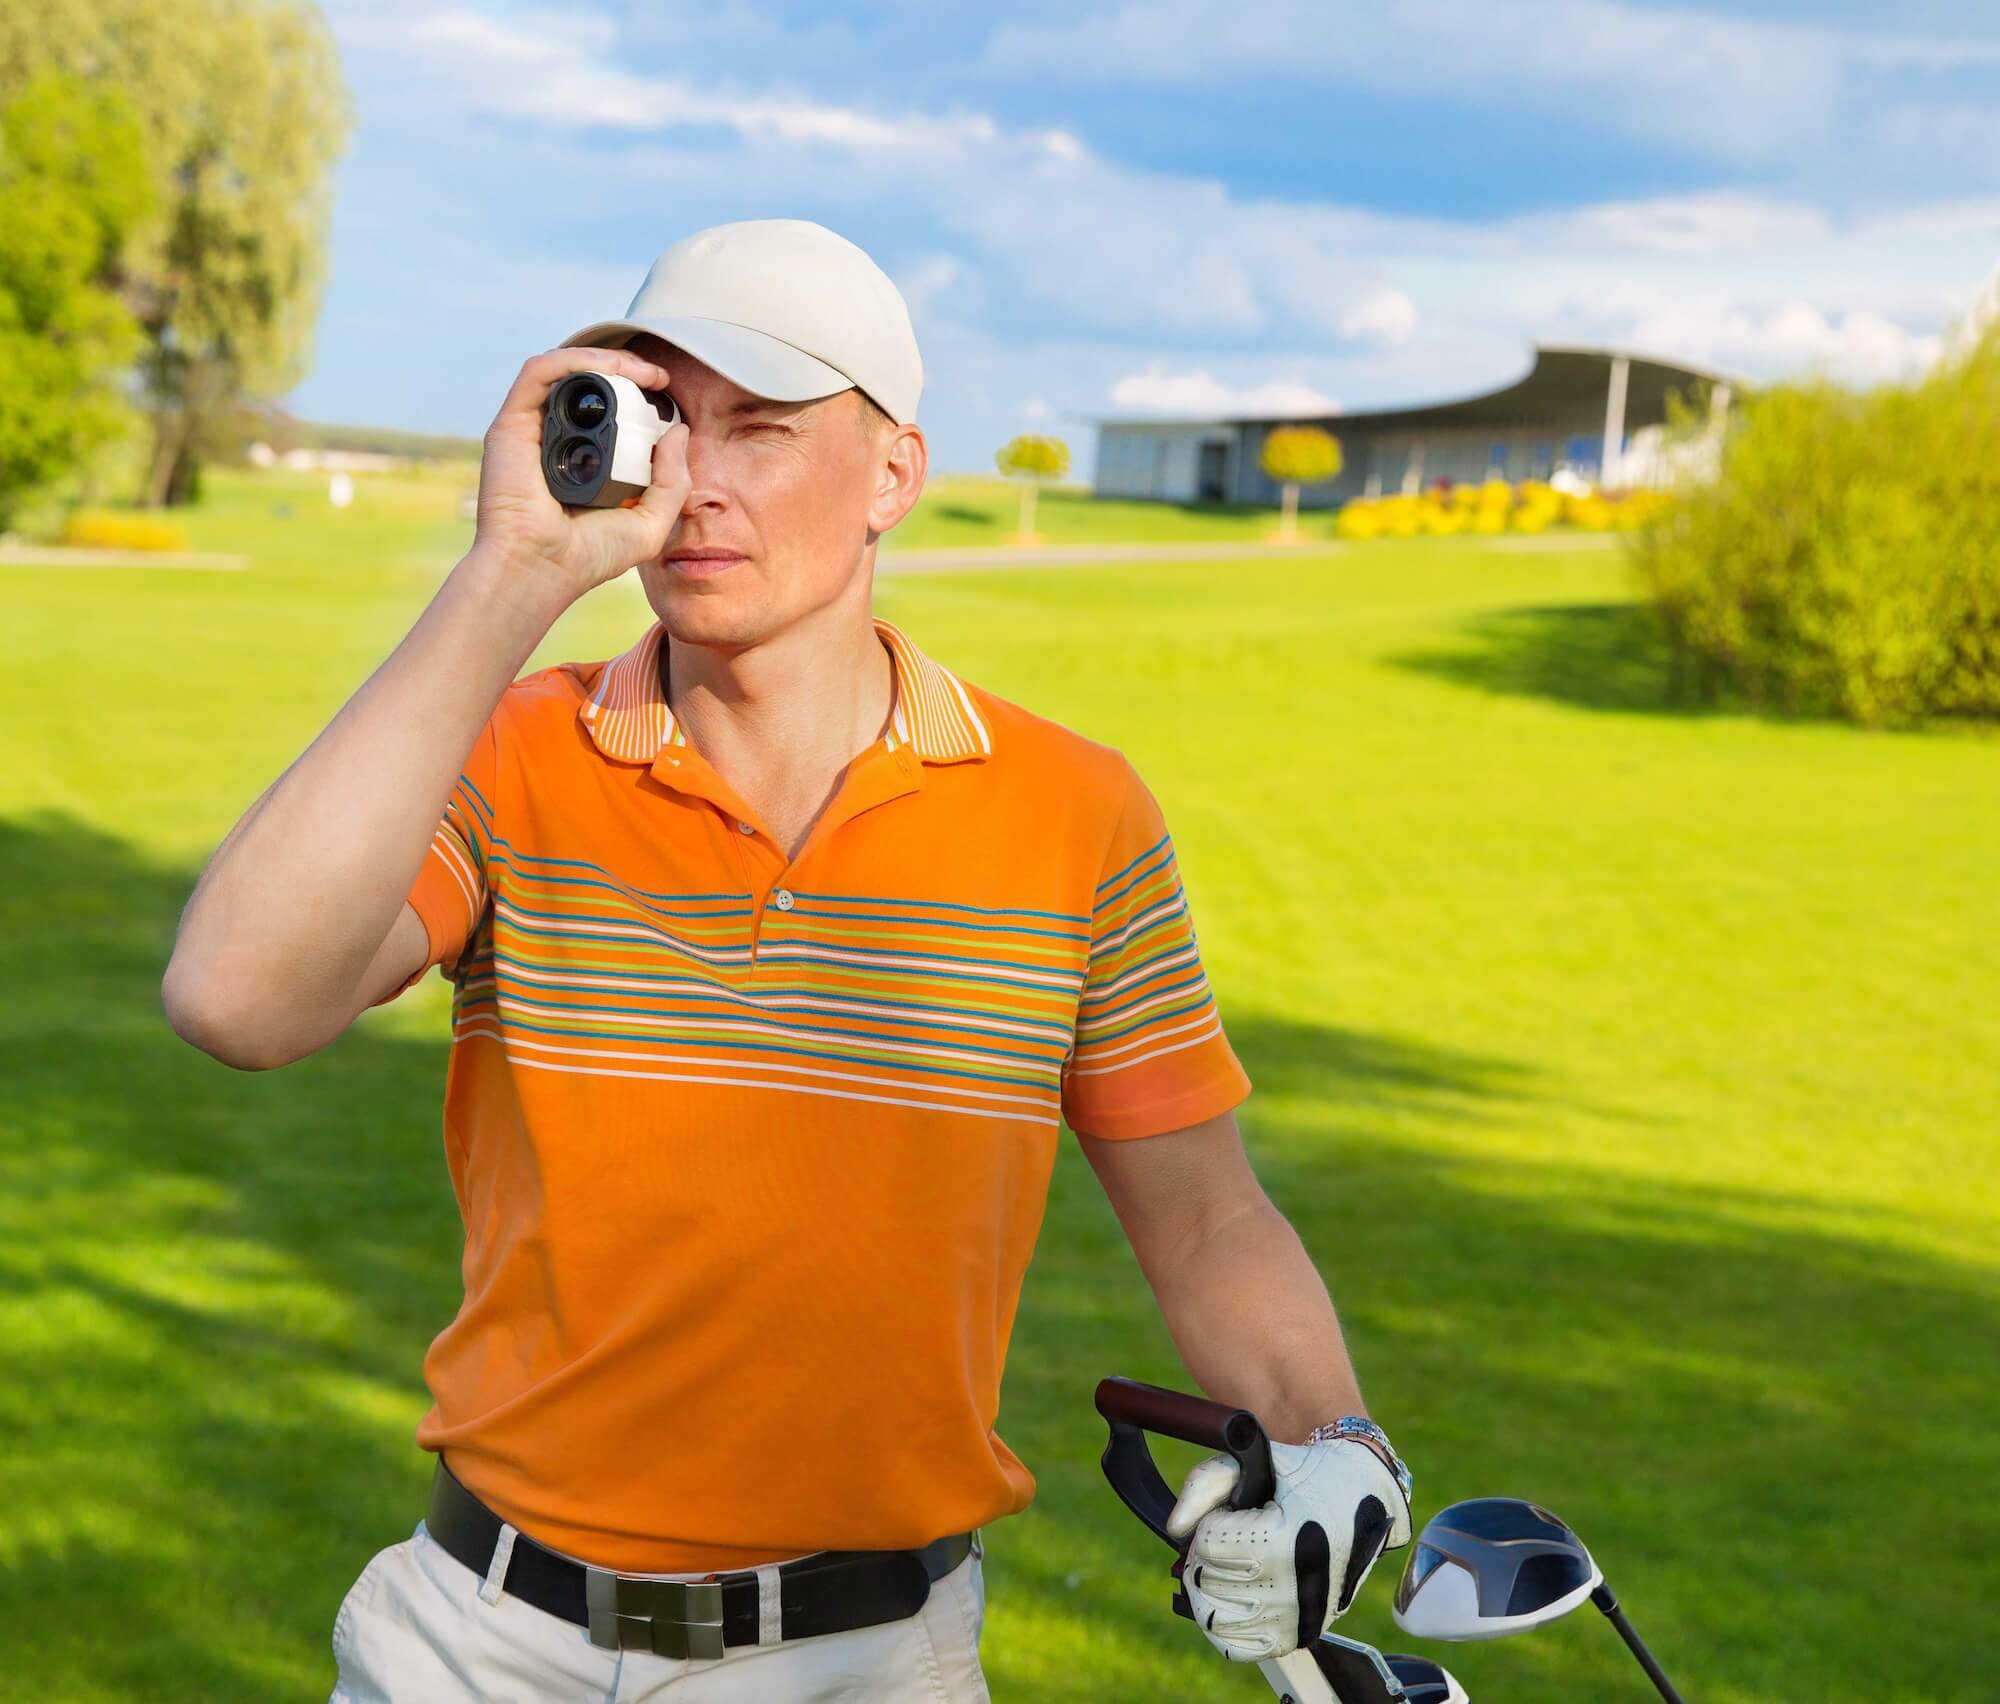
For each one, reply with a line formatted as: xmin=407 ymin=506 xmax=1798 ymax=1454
xmin=1627 ymin=326 xmax=2000 ymax=725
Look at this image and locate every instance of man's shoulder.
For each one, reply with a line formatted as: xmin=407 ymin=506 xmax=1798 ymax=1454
xmin=961 ymin=680 xmax=1137 ymax=798
xmin=486 ymin=656 xmax=605 ymax=746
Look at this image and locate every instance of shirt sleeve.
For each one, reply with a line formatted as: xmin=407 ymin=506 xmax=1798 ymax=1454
xmin=1061 ymin=757 xmax=1252 ymax=1140
xmin=367 ymin=711 xmax=501 ymax=1007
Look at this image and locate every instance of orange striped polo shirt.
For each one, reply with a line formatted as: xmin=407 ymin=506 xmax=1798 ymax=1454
xmin=371 ymin=612 xmax=1253 ymax=1573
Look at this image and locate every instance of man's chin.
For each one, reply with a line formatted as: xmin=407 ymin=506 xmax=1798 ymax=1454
xmin=643 ymin=577 xmax=770 ymax=645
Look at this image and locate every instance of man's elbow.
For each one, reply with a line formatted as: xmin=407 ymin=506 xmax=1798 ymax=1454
xmin=160 ymin=959 xmax=295 ymax=1071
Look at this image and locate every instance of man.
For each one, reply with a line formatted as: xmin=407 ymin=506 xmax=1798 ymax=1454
xmin=162 ymin=219 xmax=1411 ymax=1701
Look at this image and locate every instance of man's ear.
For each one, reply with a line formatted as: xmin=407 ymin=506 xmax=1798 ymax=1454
xmin=866 ymin=423 xmax=927 ymax=538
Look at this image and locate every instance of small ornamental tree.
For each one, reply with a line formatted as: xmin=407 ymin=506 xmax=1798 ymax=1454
xmin=1260 ymin=425 xmax=1342 ymax=540
xmin=995 ymin=433 xmax=1070 ymax=543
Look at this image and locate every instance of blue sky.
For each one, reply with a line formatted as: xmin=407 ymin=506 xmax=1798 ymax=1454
xmin=294 ymin=0 xmax=2000 ymax=481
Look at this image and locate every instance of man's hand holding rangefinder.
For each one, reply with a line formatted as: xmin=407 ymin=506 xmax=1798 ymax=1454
xmin=473 ymin=345 xmax=690 ymax=608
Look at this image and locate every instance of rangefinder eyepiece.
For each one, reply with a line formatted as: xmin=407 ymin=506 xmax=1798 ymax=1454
xmin=563 ymin=382 xmax=610 ymax=431
xmin=542 ymin=370 xmax=680 ymax=507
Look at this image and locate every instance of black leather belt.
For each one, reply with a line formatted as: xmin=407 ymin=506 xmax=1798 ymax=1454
xmin=423 ymin=1455 xmax=977 ymax=1659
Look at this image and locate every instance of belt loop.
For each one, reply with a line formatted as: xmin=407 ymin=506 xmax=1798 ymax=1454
xmin=971 ymin=1528 xmax=984 ymax=1562
xmin=755 ymin=1563 xmax=784 ymax=1646
xmin=478 ymin=1521 xmax=518 ymax=1607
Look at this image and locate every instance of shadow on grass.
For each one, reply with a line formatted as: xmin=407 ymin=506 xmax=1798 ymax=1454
xmin=1394 ymin=603 xmax=1999 ymax=738
xmin=999 ymin=1000 xmax=1998 ymax=1702
xmin=1388 ymin=602 xmax=1707 ymax=718
xmin=0 ymin=810 xmax=465 ymax=1701
xmin=1036 ymin=487 xmax=1328 ymax=530
xmin=923 ymin=503 xmax=999 ymax=528
xmin=1 ymin=812 xmax=1993 ymax=1701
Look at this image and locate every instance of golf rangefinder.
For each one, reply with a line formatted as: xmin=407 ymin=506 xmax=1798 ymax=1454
xmin=541 ymin=370 xmax=681 ymax=507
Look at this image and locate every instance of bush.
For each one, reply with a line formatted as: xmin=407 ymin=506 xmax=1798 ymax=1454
xmin=63 ymin=510 xmax=187 ymax=551
xmin=1562 ymin=493 xmax=1613 ymax=530
xmin=1328 ymin=479 xmax=1661 ymax=539
xmin=1627 ymin=326 xmax=2000 ymax=725
xmin=1380 ymin=495 xmax=1423 ymax=538
xmin=1336 ymin=499 xmax=1383 ymax=540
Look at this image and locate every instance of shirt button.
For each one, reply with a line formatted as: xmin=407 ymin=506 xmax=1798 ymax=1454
xmin=737 ymin=820 xmax=754 ymax=834
xmin=773 ymin=888 xmax=794 ymax=911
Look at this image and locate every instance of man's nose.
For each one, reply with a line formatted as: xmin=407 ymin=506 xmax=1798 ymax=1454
xmin=678 ymin=426 xmax=727 ymax=504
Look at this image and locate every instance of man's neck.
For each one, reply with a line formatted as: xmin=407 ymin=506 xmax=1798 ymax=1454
xmin=660 ymin=606 xmax=898 ymax=791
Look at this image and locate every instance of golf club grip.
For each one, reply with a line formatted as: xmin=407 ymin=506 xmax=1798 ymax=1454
xmin=1095 ymin=1376 xmax=1277 ymax=1548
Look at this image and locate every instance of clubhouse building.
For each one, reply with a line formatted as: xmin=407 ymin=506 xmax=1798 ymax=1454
xmin=1086 ymin=343 xmax=1740 ymax=509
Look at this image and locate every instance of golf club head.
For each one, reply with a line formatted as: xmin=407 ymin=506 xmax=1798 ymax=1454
xmin=1261 ymin=1631 xmax=1468 ymax=1704
xmin=1386 ymin=1652 xmax=1470 ymax=1704
xmin=1390 ymin=1498 xmax=1602 ymax=1642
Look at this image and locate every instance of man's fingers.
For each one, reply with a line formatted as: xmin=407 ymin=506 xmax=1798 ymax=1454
xmin=631 ymin=423 xmax=692 ymax=525
xmin=567 ymin=424 xmax=690 ymax=577
xmin=1166 ymin=1454 xmax=1243 ymax=1541
xmin=490 ymin=346 xmax=673 ymax=438
xmin=1185 ymin=1576 xmax=1282 ymax=1661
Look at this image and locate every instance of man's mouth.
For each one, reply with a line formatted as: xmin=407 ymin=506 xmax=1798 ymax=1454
xmin=664 ymin=548 xmax=746 ymax=574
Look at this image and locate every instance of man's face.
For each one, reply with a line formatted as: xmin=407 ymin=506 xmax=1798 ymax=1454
xmin=620 ymin=333 xmax=920 ymax=648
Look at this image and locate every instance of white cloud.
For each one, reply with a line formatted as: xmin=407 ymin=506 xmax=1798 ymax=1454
xmin=1107 ymin=362 xmax=1339 ymax=417
xmin=1861 ymin=198 xmax=2000 ymax=242
xmin=332 ymin=0 xmax=1416 ymax=347
xmin=1510 ymin=272 xmax=1953 ymax=387
xmin=305 ymin=0 xmax=2000 ymax=465
xmin=979 ymin=0 xmax=2000 ymax=178
xmin=1560 ymin=194 xmax=1835 ymax=256
xmin=1340 ymin=288 xmax=1418 ymax=345
xmin=1021 ymin=397 xmax=1051 ymax=420
xmin=981 ymin=0 xmax=1846 ymax=163
xmin=893 ymin=254 xmax=968 ymax=318
xmin=388 ymin=8 xmax=1014 ymax=155
xmin=1635 ymin=300 xmax=1944 ymax=383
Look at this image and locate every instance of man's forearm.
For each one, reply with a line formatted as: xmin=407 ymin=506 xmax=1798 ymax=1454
xmin=1150 ymin=1199 xmax=1372 ymax=1446
xmin=163 ymin=545 xmax=566 ymax=1059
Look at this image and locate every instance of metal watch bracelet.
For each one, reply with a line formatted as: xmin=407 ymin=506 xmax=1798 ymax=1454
xmin=1306 ymin=1415 xmax=1413 ymax=1501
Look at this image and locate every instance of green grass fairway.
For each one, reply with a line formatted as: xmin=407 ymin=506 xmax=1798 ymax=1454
xmin=3 ymin=467 xmax=1995 ymax=1702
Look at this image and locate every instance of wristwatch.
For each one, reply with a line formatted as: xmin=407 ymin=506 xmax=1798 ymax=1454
xmin=1307 ymin=1414 xmax=1413 ymax=1502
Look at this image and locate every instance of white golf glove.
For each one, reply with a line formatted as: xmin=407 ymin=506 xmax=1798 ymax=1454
xmin=1164 ymin=1436 xmax=1413 ymax=1664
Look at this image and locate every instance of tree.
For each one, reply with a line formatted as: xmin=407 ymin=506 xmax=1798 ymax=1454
xmin=995 ymin=434 xmax=1071 ymax=544
xmin=0 ymin=0 xmax=351 ymax=507
xmin=1260 ymin=425 xmax=1343 ymax=541
xmin=0 ymin=70 xmax=154 ymax=530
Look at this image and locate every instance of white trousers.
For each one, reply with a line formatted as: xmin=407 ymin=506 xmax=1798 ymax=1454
xmin=329 ymin=1518 xmax=991 ymax=1703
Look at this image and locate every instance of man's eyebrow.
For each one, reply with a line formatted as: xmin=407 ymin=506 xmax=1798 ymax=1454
xmin=720 ymin=396 xmax=810 ymax=417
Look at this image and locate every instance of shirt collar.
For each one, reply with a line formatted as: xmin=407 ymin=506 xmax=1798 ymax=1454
xmin=577 ymin=615 xmax=993 ymax=767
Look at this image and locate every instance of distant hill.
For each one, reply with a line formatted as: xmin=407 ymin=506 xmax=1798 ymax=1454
xmin=279 ymin=417 xmax=482 ymax=460
xmin=228 ymin=401 xmax=481 ymax=462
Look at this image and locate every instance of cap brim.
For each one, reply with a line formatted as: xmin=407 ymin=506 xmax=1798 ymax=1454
xmin=560 ymin=315 xmax=855 ymax=405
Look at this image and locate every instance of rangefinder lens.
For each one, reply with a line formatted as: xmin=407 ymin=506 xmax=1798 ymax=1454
xmin=564 ymin=382 xmax=610 ymax=430
xmin=556 ymin=437 xmax=602 ymax=485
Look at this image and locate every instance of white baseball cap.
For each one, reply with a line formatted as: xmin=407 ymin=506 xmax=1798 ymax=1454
xmin=560 ymin=219 xmax=923 ymax=425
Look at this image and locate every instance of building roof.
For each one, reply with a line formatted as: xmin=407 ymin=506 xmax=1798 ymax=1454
xmin=1081 ymin=343 xmax=1745 ymax=432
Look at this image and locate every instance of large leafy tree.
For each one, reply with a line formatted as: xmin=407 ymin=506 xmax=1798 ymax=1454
xmin=0 ymin=70 xmax=153 ymax=529
xmin=0 ymin=0 xmax=351 ymax=507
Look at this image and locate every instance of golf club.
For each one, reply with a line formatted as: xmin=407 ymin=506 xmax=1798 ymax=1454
xmin=1095 ymin=1376 xmax=1467 ymax=1704
xmin=1391 ymin=1498 xmax=1685 ymax=1703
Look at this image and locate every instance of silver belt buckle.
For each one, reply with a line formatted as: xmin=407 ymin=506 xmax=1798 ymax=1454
xmin=584 ymin=1567 xmax=726 ymax=1659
